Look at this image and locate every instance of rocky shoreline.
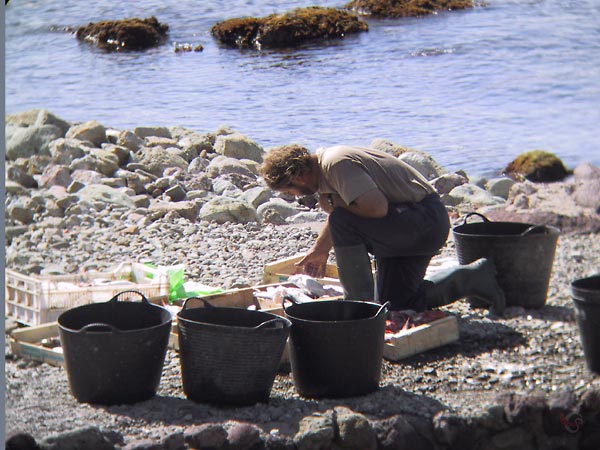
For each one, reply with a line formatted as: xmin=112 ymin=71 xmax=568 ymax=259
xmin=4 ymin=109 xmax=600 ymax=449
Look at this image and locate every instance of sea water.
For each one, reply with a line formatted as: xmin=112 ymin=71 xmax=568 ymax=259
xmin=5 ymin=0 xmax=600 ymax=176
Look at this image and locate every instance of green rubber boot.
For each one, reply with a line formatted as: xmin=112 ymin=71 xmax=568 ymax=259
xmin=334 ymin=244 xmax=375 ymax=301
xmin=423 ymin=258 xmax=506 ymax=315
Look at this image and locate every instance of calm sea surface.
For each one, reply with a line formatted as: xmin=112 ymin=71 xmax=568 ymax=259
xmin=5 ymin=0 xmax=600 ymax=176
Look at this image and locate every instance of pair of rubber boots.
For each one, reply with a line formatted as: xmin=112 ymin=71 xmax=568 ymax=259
xmin=334 ymin=244 xmax=506 ymax=315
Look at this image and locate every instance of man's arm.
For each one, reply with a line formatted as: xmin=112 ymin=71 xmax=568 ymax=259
xmin=295 ymin=217 xmax=333 ymax=278
xmin=330 ymin=188 xmax=388 ymax=218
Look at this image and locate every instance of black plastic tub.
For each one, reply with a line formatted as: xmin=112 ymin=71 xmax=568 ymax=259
xmin=58 ymin=290 xmax=172 ymax=405
xmin=177 ymin=297 xmax=291 ymax=406
xmin=452 ymin=212 xmax=560 ymax=309
xmin=571 ymin=275 xmax=600 ymax=374
xmin=284 ymin=299 xmax=389 ymax=399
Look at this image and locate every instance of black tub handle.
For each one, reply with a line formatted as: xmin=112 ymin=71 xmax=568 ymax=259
xmin=375 ymin=301 xmax=390 ymax=318
xmin=281 ymin=295 xmax=301 ymax=310
xmin=108 ymin=290 xmax=150 ymax=305
xmin=182 ymin=297 xmax=214 ymax=310
xmin=462 ymin=212 xmax=491 ymax=225
xmin=255 ymin=318 xmax=287 ymax=330
xmin=79 ymin=323 xmax=121 ymax=333
xmin=520 ymin=225 xmax=548 ymax=236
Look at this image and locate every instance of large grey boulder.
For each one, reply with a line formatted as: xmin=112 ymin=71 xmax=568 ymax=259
xmin=294 ymin=413 xmax=336 ymax=450
xmin=6 ymin=124 xmax=64 ymax=160
xmin=65 ymin=120 xmax=107 ymax=147
xmin=286 ymin=210 xmax=328 ymax=224
xmin=100 ymin=143 xmax=132 ymax=167
xmin=116 ymin=130 xmax=144 ymax=151
xmin=257 ymin=198 xmax=303 ymax=223
xmin=214 ymin=133 xmax=264 ymax=163
xmin=130 ymin=146 xmax=189 ymax=177
xmin=7 ymin=200 xmax=36 ymax=225
xmin=38 ymin=165 xmax=72 ymax=188
xmin=199 ymin=197 xmax=258 ymax=224
xmin=6 ymin=164 xmax=38 ymax=188
xmin=241 ymin=186 xmax=273 ymax=209
xmin=178 ymin=132 xmax=214 ymax=156
xmin=69 ymin=153 xmax=118 ymax=177
xmin=89 ymin=148 xmax=121 ymax=176
xmin=398 ymin=151 xmax=446 ymax=180
xmin=212 ymin=176 xmax=243 ymax=197
xmin=572 ymin=163 xmax=600 ymax=211
xmin=486 ymin=177 xmax=516 ymax=200
xmin=149 ymin=200 xmax=200 ymax=221
xmin=48 ymin=138 xmax=88 ymax=164
xmin=6 ymin=108 xmax=71 ymax=135
xmin=188 ymin=156 xmax=211 ymax=174
xmin=335 ymin=407 xmax=377 ymax=450
xmin=134 ymin=126 xmax=171 ymax=139
xmin=369 ymin=138 xmax=414 ymax=156
xmin=206 ymin=155 xmax=255 ymax=178
xmin=430 ymin=172 xmax=467 ymax=195
xmin=76 ymin=184 xmax=136 ymax=209
xmin=445 ymin=183 xmax=505 ymax=208
xmin=39 ymin=426 xmax=115 ymax=450
xmin=71 ymin=169 xmax=105 ymax=186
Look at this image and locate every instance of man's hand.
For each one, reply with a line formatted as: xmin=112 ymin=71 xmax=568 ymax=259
xmin=295 ymin=250 xmax=330 ymax=278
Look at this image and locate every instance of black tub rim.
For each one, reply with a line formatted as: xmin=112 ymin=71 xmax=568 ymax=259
xmin=452 ymin=212 xmax=561 ymax=238
xmin=571 ymin=274 xmax=600 ymax=304
xmin=57 ymin=290 xmax=172 ymax=334
xmin=177 ymin=297 xmax=292 ymax=331
xmin=283 ymin=299 xmax=389 ymax=324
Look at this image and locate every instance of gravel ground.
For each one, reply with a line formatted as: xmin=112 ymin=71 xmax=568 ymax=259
xmin=4 ymin=212 xmax=600 ymax=445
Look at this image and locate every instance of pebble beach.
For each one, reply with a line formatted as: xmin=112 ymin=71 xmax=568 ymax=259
xmin=4 ymin=110 xmax=600 ymax=449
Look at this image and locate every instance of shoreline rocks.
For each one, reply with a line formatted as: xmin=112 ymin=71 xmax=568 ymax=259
xmin=5 ymin=109 xmax=599 ymax=257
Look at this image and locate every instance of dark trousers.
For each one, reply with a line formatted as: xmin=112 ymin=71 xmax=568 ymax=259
xmin=328 ymin=193 xmax=450 ymax=311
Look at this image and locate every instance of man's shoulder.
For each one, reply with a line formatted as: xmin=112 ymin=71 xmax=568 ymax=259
xmin=318 ymin=145 xmax=373 ymax=164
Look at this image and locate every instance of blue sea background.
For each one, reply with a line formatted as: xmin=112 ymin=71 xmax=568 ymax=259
xmin=4 ymin=0 xmax=600 ymax=176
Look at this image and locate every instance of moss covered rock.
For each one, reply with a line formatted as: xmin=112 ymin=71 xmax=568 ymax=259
xmin=211 ymin=7 xmax=368 ymax=49
xmin=344 ymin=0 xmax=474 ymax=18
xmin=76 ymin=16 xmax=168 ymax=51
xmin=503 ymin=150 xmax=570 ymax=182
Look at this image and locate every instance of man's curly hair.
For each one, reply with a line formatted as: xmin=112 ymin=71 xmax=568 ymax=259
xmin=260 ymin=144 xmax=312 ymax=190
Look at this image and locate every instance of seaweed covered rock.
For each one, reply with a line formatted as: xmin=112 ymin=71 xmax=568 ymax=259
xmin=345 ymin=0 xmax=474 ymax=18
xmin=503 ymin=150 xmax=570 ymax=182
xmin=76 ymin=16 xmax=168 ymax=51
xmin=211 ymin=6 xmax=368 ymax=50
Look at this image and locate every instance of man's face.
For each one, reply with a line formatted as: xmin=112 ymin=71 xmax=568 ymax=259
xmin=280 ymin=175 xmax=316 ymax=197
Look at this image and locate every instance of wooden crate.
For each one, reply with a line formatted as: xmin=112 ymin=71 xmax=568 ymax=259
xmin=262 ymin=254 xmax=340 ymax=284
xmin=10 ymin=283 xmax=340 ymax=367
xmin=9 ymin=323 xmax=65 ymax=367
xmin=383 ymin=315 xmax=460 ymax=361
xmin=9 ymin=322 xmax=180 ymax=367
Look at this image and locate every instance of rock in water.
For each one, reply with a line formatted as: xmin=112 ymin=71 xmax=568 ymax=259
xmin=76 ymin=17 xmax=168 ymax=51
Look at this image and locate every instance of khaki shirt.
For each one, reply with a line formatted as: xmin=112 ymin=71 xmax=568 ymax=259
xmin=316 ymin=145 xmax=434 ymax=205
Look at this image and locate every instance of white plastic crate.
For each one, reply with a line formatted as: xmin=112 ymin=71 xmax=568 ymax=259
xmin=5 ymin=262 xmax=170 ymax=326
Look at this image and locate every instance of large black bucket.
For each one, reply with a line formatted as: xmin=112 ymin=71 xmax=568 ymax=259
xmin=177 ymin=297 xmax=291 ymax=406
xmin=452 ymin=212 xmax=560 ymax=309
xmin=571 ymin=275 xmax=600 ymax=374
xmin=58 ymin=290 xmax=172 ymax=405
xmin=283 ymin=299 xmax=389 ymax=399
